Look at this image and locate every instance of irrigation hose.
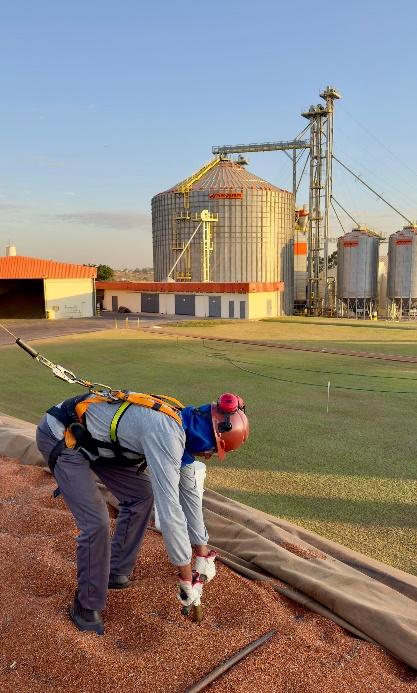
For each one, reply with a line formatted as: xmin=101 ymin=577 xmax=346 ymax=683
xmin=199 ymin=341 xmax=417 ymax=382
xmin=184 ymin=629 xmax=276 ymax=693
xmin=177 ymin=339 xmax=417 ymax=395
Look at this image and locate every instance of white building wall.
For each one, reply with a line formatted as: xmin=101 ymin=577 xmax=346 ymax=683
xmin=220 ymin=294 xmax=245 ymax=319
xmin=195 ymin=293 xmax=250 ymax=319
xmin=195 ymin=295 xmax=209 ymax=317
xmin=159 ymin=293 xmax=175 ymax=315
xmin=102 ymin=288 xmax=282 ymax=319
xmin=158 ymin=293 xmax=167 ymax=314
xmin=248 ymin=291 xmax=280 ymax=319
xmin=44 ymin=279 xmax=94 ymax=319
xmin=102 ymin=292 xmax=111 ymax=310
xmin=102 ymin=290 xmax=139 ymax=313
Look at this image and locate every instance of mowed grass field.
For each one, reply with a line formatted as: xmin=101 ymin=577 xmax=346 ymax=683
xmin=167 ymin=315 xmax=417 ymax=355
xmin=1 ymin=319 xmax=417 ymax=575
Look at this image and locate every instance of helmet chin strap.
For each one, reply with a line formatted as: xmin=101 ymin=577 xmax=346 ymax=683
xmin=194 ymin=449 xmax=216 ymax=460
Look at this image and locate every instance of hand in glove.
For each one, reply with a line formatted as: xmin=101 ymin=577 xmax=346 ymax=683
xmin=194 ymin=550 xmax=217 ymax=583
xmin=177 ymin=571 xmax=203 ymax=608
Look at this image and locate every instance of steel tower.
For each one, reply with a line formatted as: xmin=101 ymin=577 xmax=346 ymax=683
xmin=302 ymin=86 xmax=341 ymax=314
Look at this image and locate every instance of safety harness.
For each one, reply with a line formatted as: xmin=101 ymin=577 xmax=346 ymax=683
xmin=47 ymin=391 xmax=185 ymax=472
xmin=0 ymin=325 xmax=187 ymax=483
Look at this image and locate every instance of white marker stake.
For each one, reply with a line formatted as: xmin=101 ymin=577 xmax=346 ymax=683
xmin=327 ymin=381 xmax=331 ymax=414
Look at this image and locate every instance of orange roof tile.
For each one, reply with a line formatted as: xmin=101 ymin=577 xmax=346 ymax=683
xmin=0 ymin=256 xmax=97 ymax=279
xmin=96 ymin=281 xmax=284 ymax=293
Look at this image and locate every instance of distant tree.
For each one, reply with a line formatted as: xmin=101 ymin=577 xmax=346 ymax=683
xmin=318 ymin=251 xmax=337 ymax=273
xmin=328 ymin=250 xmax=338 ymax=269
xmin=96 ymin=264 xmax=114 ymax=281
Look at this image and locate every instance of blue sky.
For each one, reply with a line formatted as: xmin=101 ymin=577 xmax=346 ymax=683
xmin=1 ymin=0 xmax=417 ymax=267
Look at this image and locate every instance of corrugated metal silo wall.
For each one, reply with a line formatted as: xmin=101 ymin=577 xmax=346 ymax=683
xmin=152 ymin=188 xmax=294 ymax=314
xmin=387 ymin=231 xmax=417 ymax=299
xmin=336 ymin=234 xmax=379 ymax=299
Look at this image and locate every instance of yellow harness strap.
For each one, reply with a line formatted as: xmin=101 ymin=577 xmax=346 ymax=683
xmin=111 ymin=392 xmax=184 ymax=427
xmin=109 ymin=400 xmax=131 ymax=442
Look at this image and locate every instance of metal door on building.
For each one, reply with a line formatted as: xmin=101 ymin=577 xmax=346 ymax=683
xmin=228 ymin=300 xmax=235 ymax=318
xmin=266 ymin=299 xmax=272 ymax=317
xmin=141 ymin=293 xmax=159 ymax=313
xmin=175 ymin=294 xmax=195 ymax=315
xmin=209 ymin=296 xmax=221 ymax=318
xmin=239 ymin=301 xmax=246 ymax=319
xmin=111 ymin=296 xmax=118 ymax=312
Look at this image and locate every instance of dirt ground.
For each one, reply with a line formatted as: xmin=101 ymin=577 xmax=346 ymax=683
xmin=1 ymin=457 xmax=416 ymax=692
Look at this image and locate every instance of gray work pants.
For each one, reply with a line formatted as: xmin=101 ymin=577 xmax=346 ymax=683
xmin=36 ymin=418 xmax=154 ymax=610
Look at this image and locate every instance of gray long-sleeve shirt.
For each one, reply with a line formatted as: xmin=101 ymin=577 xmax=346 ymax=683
xmin=47 ymin=399 xmax=208 ymax=565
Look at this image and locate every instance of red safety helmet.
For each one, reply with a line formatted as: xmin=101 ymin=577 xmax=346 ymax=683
xmin=211 ymin=393 xmax=249 ymax=460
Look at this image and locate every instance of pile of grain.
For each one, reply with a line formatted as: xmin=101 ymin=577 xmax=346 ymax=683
xmin=280 ymin=541 xmax=327 ymax=561
xmin=0 ymin=456 xmax=416 ymax=693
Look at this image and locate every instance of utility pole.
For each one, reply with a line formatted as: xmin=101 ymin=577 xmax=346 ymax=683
xmin=302 ymin=86 xmax=341 ymax=315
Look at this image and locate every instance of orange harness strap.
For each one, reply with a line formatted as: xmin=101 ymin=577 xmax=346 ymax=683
xmin=74 ymin=392 xmax=184 ymax=428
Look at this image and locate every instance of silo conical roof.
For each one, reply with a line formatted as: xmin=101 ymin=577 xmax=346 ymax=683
xmin=165 ymin=158 xmax=287 ymax=193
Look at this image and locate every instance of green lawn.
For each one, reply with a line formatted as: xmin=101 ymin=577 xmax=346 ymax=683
xmin=168 ymin=315 xmax=417 ymax=356
xmin=1 ymin=324 xmax=416 ymax=575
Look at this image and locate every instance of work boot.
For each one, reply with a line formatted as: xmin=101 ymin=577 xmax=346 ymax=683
xmin=69 ymin=591 xmax=104 ymax=635
xmin=108 ymin=573 xmax=132 ymax=590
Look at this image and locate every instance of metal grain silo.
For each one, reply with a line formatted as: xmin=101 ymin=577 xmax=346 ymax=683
xmin=152 ymin=157 xmax=294 ymax=314
xmin=387 ymin=224 xmax=417 ymax=319
xmin=336 ymin=227 xmax=379 ymax=318
xmin=293 ymin=207 xmax=309 ymax=309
